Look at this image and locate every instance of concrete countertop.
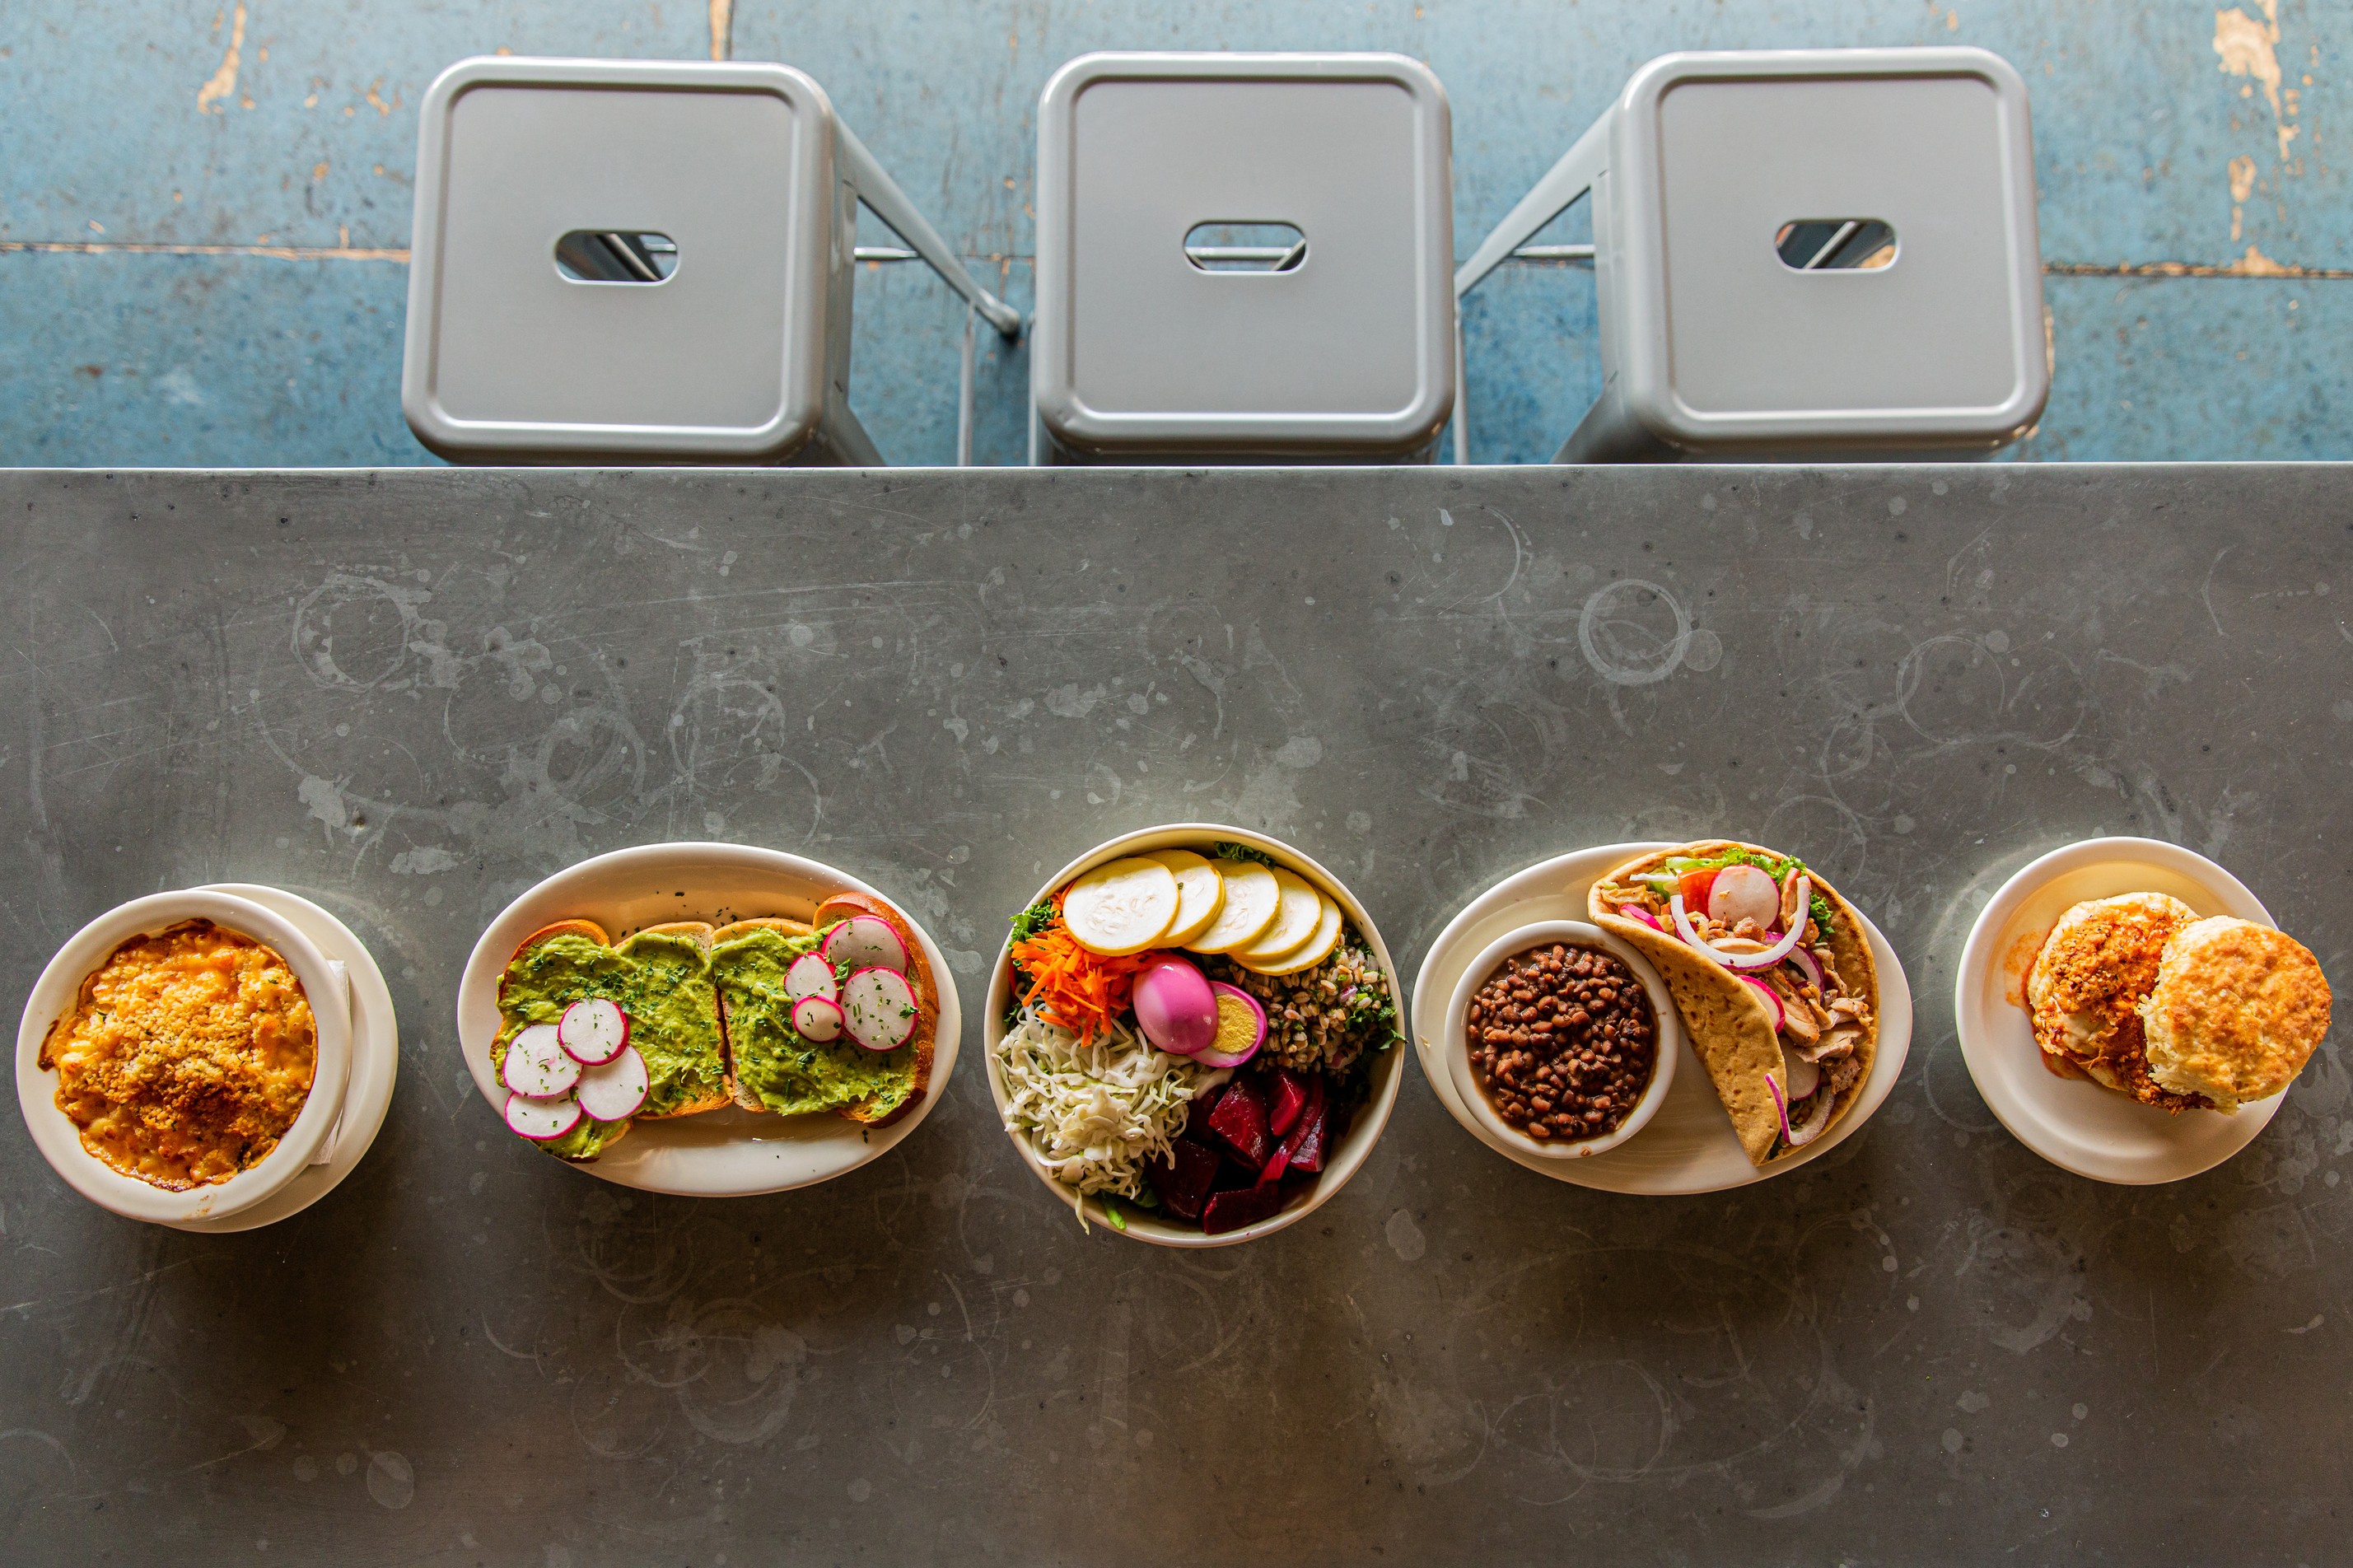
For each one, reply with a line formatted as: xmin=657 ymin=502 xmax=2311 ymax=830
xmin=0 ymin=464 xmax=2342 ymax=1565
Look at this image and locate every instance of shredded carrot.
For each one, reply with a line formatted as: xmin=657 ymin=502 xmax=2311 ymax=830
xmin=1010 ymin=917 xmax=1144 ymax=1046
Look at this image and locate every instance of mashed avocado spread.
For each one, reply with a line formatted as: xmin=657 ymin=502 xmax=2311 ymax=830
xmin=712 ymin=924 xmax=917 ymax=1120
xmin=496 ymin=929 xmax=724 ymax=1159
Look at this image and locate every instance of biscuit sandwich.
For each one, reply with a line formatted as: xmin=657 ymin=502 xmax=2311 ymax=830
xmin=2029 ymin=894 xmax=2332 ymax=1114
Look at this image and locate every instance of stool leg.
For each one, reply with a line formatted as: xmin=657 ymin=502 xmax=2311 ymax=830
xmin=1450 ymin=315 xmax=1470 ymax=464
xmin=958 ymin=304 xmax=976 ymax=468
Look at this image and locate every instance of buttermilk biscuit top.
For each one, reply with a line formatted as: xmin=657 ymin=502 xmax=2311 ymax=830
xmin=2142 ymin=917 xmax=2332 ymax=1110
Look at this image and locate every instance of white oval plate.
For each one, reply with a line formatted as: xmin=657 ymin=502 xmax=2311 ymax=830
xmin=456 ymin=842 xmax=959 ymax=1197
xmin=1412 ymin=842 xmax=1913 ymax=1194
xmin=175 ymin=884 xmax=400 ymax=1233
xmin=1954 ymin=836 xmax=2282 ymax=1184
xmin=983 ymin=823 xmax=1404 ymax=1248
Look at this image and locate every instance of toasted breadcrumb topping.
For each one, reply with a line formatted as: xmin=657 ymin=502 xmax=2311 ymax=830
xmin=40 ymin=920 xmax=315 ymax=1189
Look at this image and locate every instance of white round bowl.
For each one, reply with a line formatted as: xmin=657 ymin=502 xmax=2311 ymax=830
xmin=1954 ymin=835 xmax=2285 ymax=1184
xmin=982 ymin=823 xmax=1404 ymax=1248
xmin=455 ymin=842 xmax=960 ymax=1197
xmin=17 ymin=889 xmax=353 ymax=1225
xmin=1443 ymin=919 xmax=1679 ymax=1161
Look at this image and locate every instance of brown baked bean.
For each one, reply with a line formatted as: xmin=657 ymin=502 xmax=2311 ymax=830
xmin=1467 ymin=942 xmax=1656 ymax=1142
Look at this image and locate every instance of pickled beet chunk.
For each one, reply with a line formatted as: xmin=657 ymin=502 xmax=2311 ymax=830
xmin=1201 ymin=1183 xmax=1286 ymax=1234
xmin=1289 ymin=1076 xmax=1331 ymax=1173
xmin=1147 ymin=1137 xmax=1222 ymax=1223
xmin=1207 ymin=1073 xmax=1271 ymax=1167
xmin=1188 ymin=1078 xmax=1227 ymax=1128
xmin=1268 ymin=1067 xmax=1309 ymax=1136
xmin=1263 ymin=1075 xmax=1324 ymax=1183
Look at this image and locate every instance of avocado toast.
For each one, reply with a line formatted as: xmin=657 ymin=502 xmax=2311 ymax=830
xmin=712 ymin=892 xmax=937 ymax=1129
xmin=494 ymin=919 xmax=730 ymax=1160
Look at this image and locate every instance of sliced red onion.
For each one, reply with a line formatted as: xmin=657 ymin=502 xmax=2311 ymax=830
xmin=1669 ymin=882 xmax=1810 ymax=970
xmin=1617 ymin=903 xmax=1668 ymax=934
xmin=1669 ymin=893 xmax=1730 ymax=968
xmin=1738 ymin=975 xmax=1784 ymax=1031
xmin=1786 ymin=944 xmax=1825 ymax=994
xmin=1786 ymin=1086 xmax=1837 ymax=1147
xmin=1766 ymin=1071 xmax=1794 ymax=1144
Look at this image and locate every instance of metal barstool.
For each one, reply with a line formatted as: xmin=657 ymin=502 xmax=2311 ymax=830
xmin=1029 ymin=52 xmax=1456 ymax=464
xmin=1455 ymin=48 xmax=2048 ymax=462
xmin=402 ymin=56 xmax=1018 ymax=466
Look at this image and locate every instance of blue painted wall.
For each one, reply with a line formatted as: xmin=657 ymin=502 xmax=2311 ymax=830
xmin=2 ymin=1 xmax=2344 ymax=466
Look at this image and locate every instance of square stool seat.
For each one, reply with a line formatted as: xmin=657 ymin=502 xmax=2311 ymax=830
xmin=403 ymin=58 xmax=870 ymax=464
xmin=1455 ymin=48 xmax=2048 ymax=462
xmin=1031 ymin=53 xmax=1456 ymax=463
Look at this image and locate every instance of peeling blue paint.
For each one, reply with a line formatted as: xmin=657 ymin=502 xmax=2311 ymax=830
xmin=2 ymin=0 xmax=2345 ymax=465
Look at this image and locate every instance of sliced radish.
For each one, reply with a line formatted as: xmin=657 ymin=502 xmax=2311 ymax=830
xmin=557 ymin=997 xmax=629 ymax=1065
xmin=785 ymin=951 xmax=838 ymax=1005
xmin=575 ymin=1045 xmax=650 ymax=1122
xmin=820 ymin=915 xmax=909 ymax=974
xmin=1707 ymin=863 xmax=1783 ymax=931
xmin=1781 ymin=1039 xmax=1821 ymax=1101
xmin=840 ymin=966 xmax=917 ymax=1052
xmin=505 ymin=1090 xmax=582 ymax=1141
xmin=1737 ymin=975 xmax=1784 ymax=1032
xmin=502 ymin=1024 xmax=581 ymax=1097
xmin=791 ymin=994 xmax=844 ymax=1042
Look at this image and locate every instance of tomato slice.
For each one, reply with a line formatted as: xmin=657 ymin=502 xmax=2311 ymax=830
xmin=1678 ymin=868 xmax=1720 ymax=910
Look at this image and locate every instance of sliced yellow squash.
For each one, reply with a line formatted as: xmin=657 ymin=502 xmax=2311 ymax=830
xmin=1235 ymin=868 xmax=1322 ymax=964
xmin=1144 ymin=848 xmax=1226 ymax=946
xmin=1185 ymin=861 xmax=1280 ymax=953
xmin=1062 ymin=856 xmax=1180 ymax=955
xmin=1240 ymin=894 xmax=1343 ymax=975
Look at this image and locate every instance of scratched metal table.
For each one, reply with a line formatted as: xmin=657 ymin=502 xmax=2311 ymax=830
xmin=0 ymin=464 xmax=2343 ymax=1565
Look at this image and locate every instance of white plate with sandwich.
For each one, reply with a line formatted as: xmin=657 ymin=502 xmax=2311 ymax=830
xmin=456 ymin=842 xmax=959 ymax=1197
xmin=1413 ymin=841 xmax=1912 ymax=1195
xmin=1954 ymin=837 xmax=2329 ymax=1184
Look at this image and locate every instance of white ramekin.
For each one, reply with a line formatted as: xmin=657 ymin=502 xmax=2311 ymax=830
xmin=16 ymin=889 xmax=352 ymax=1225
xmin=1443 ymin=919 xmax=1680 ymax=1160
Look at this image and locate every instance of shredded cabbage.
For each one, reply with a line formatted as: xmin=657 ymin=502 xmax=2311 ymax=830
xmin=994 ymin=1004 xmax=1224 ymax=1206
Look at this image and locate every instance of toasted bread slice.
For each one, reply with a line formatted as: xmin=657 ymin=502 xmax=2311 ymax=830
xmin=619 ymin=922 xmax=729 ymax=1119
xmin=813 ymin=892 xmax=937 ymax=1127
xmin=493 ymin=917 xmax=728 ymax=1150
xmin=707 ymin=895 xmax=936 ymax=1129
xmin=711 ymin=917 xmax=814 ymax=1112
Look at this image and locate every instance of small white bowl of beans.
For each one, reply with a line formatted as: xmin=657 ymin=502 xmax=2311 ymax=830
xmin=1444 ymin=920 xmax=1679 ymax=1160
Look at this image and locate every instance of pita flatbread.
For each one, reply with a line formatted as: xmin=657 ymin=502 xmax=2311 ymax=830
xmin=1590 ymin=841 xmax=1879 ymax=1164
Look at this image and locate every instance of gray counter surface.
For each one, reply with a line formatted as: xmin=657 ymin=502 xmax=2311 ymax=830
xmin=0 ymin=464 xmax=2343 ymax=1565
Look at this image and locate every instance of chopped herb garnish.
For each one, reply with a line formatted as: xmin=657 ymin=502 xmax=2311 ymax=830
xmin=1212 ymin=841 xmax=1278 ymax=868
